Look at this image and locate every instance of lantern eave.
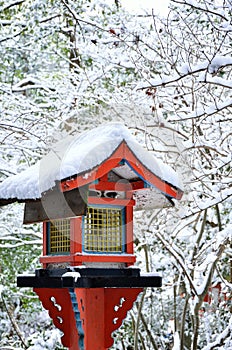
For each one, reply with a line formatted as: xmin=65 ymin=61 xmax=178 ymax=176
xmin=60 ymin=140 xmax=183 ymax=205
xmin=0 ymin=123 xmax=183 ymax=209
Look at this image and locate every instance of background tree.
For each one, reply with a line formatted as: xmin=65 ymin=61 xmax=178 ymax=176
xmin=0 ymin=0 xmax=231 ymax=349
xmin=133 ymin=1 xmax=232 ymax=349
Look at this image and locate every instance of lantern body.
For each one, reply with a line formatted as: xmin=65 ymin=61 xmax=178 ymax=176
xmin=13 ymin=125 xmax=184 ymax=350
xmin=40 ymin=171 xmax=137 ymax=270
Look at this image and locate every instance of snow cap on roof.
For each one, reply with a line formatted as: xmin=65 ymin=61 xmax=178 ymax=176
xmin=0 ymin=122 xmax=183 ymax=201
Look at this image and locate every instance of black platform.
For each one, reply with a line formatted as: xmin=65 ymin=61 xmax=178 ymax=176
xmin=17 ymin=267 xmax=162 ymax=289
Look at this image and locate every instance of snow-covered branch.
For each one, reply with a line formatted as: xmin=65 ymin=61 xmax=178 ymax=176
xmin=171 ymin=0 xmax=229 ymax=22
xmin=137 ymin=56 xmax=232 ymax=90
xmin=199 ymin=75 xmax=232 ymax=89
xmin=60 ymin=0 xmax=109 ymax=34
xmin=184 ymin=189 xmax=232 ymax=218
xmin=0 ymin=0 xmax=231 ymax=348
xmin=2 ymin=0 xmax=25 ymax=11
xmin=0 ymin=239 xmax=42 ymax=248
xmin=202 ymin=316 xmax=232 ymax=350
xmin=154 ymin=230 xmax=198 ymax=296
xmin=172 ymin=98 xmax=232 ymax=121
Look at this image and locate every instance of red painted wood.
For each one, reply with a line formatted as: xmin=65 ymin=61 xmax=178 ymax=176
xmin=203 ymin=283 xmax=222 ymax=304
xmin=40 ymin=253 xmax=136 ymax=265
xmin=75 ymin=288 xmax=143 ymax=349
xmin=34 ymin=288 xmax=80 ymax=348
xmin=75 ymin=289 xmax=105 ymax=349
xmin=123 ymin=145 xmax=182 ymax=199
xmin=88 ymin=197 xmax=135 ymax=207
xmin=40 ymin=254 xmax=73 ymax=265
xmin=89 ymin=181 xmax=131 ymax=192
xmin=42 ymin=222 xmax=47 ymax=256
xmin=70 ymin=217 xmax=82 ymax=256
xmin=61 ymin=143 xmax=125 ymax=192
xmin=60 ymin=141 xmax=183 ymax=200
xmin=34 ymin=287 xmax=142 ymax=349
xmin=131 ymin=180 xmax=145 ymax=190
xmin=104 ymin=288 xmax=143 ymax=348
xmin=125 ymin=205 xmax=134 ymax=256
xmin=72 ymin=253 xmax=136 ymax=265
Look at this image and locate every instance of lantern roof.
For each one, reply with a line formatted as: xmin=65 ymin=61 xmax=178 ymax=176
xmin=0 ymin=123 xmax=183 ymax=208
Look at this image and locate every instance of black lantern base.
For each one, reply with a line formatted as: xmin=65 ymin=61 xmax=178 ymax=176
xmin=17 ymin=267 xmax=162 ymax=289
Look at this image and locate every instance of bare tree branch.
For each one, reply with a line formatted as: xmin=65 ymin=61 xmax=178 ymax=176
xmin=171 ymin=0 xmax=229 ymax=21
xmin=154 ymin=231 xmax=198 ymax=296
xmin=2 ymin=0 xmax=25 ymax=11
xmin=1 ymin=293 xmax=27 ymax=349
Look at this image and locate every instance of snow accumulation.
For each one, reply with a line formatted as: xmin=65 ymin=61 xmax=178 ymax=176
xmin=172 ymin=331 xmax=180 ymax=350
xmin=0 ymin=284 xmax=3 ymax=299
xmin=140 ymin=272 xmax=162 ymax=277
xmin=62 ymin=271 xmax=81 ymax=282
xmin=198 ymin=74 xmax=232 ymax=88
xmin=0 ymin=122 xmax=182 ymax=200
xmin=202 ymin=316 xmax=232 ymax=350
xmin=12 ymin=76 xmax=54 ymax=93
xmin=136 ymin=55 xmax=232 ymax=89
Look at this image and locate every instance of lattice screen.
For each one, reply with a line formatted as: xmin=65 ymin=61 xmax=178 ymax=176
xmin=48 ymin=219 xmax=70 ymax=254
xmin=84 ymin=206 xmax=124 ymax=253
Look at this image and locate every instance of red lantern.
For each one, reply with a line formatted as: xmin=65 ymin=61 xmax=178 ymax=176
xmin=0 ymin=124 xmax=183 ymax=349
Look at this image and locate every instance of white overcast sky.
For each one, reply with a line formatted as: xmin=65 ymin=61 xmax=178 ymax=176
xmin=121 ymin=0 xmax=170 ymax=15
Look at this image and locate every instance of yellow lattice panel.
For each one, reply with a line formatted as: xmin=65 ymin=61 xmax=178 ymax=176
xmin=84 ymin=207 xmax=123 ymax=253
xmin=49 ymin=219 xmax=70 ymax=254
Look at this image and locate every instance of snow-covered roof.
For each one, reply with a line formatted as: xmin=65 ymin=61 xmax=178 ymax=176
xmin=0 ymin=123 xmax=183 ymax=204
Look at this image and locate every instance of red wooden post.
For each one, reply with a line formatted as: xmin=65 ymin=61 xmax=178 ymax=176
xmin=126 ymin=205 xmax=134 ymax=255
xmin=70 ymin=217 xmax=82 ymax=257
xmin=34 ymin=287 xmax=143 ymax=350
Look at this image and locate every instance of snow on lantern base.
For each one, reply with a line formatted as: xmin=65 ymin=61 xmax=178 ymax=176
xmin=18 ymin=267 xmax=162 ymax=349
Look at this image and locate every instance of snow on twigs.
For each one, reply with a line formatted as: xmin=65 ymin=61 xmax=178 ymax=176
xmin=202 ymin=316 xmax=232 ymax=350
xmin=136 ymin=55 xmax=232 ymax=90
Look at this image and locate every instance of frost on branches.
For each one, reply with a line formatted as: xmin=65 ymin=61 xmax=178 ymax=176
xmin=0 ymin=0 xmax=231 ymax=349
